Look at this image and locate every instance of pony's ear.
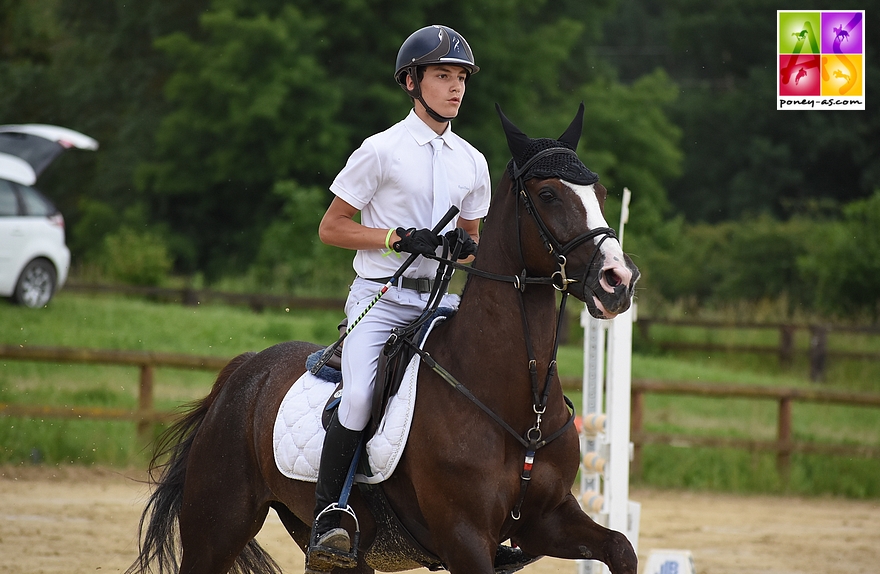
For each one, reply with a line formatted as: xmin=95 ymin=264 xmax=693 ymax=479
xmin=558 ymin=102 xmax=585 ymax=149
xmin=496 ymin=103 xmax=531 ymax=163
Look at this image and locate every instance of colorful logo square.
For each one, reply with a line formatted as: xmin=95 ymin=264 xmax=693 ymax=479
xmin=779 ymin=12 xmax=821 ymax=54
xmin=780 ymin=55 xmax=821 ymax=95
xmin=821 ymin=12 xmax=863 ymax=54
xmin=822 ymin=54 xmax=863 ymax=96
xmin=777 ymin=10 xmax=865 ymax=110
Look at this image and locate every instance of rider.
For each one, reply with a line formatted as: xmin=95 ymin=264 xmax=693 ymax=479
xmin=308 ymin=25 xmax=490 ymax=571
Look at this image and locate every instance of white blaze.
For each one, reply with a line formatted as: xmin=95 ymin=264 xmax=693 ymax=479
xmin=566 ymin=183 xmax=633 ymax=297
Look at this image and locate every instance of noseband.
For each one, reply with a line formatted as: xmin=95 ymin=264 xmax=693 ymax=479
xmin=512 ymin=146 xmax=618 ymax=290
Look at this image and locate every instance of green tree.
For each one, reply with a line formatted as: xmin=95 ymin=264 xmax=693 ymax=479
xmin=100 ymin=227 xmax=173 ymax=286
xmin=800 ymin=191 xmax=880 ymax=320
xmin=137 ymin=3 xmax=346 ymax=276
xmin=253 ymin=181 xmax=353 ymax=295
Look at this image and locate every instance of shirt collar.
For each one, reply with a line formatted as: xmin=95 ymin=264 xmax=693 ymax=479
xmin=404 ymin=109 xmax=456 ymax=150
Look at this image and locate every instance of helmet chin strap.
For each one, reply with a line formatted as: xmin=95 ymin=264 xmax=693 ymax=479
xmin=417 ymin=94 xmax=455 ymax=123
xmin=404 ymin=67 xmax=456 ymax=123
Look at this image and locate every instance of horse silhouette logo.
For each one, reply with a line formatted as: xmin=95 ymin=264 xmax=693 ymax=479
xmin=795 ymin=67 xmax=808 ymax=85
xmin=832 ymin=69 xmax=851 ymax=83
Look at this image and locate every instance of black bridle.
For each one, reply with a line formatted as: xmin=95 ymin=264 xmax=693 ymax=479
xmin=399 ymin=146 xmax=623 ymax=520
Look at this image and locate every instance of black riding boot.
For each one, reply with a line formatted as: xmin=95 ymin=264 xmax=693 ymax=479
xmin=307 ymin=412 xmax=363 ymax=571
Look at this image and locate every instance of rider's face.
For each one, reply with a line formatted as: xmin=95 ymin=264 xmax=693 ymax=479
xmin=408 ymin=65 xmax=468 ymax=120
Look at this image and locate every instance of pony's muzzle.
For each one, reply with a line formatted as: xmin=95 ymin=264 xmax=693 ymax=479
xmin=585 ymin=260 xmax=638 ymax=318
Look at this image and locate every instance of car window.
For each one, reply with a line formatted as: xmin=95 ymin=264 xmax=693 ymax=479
xmin=18 ymin=184 xmax=54 ymax=216
xmin=0 ymin=179 xmax=18 ymax=216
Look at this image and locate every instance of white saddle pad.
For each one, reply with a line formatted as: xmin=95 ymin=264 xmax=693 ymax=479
xmin=272 ymin=315 xmax=447 ymax=484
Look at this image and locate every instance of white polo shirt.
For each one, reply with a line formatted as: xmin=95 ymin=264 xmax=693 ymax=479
xmin=330 ymin=109 xmax=491 ymax=279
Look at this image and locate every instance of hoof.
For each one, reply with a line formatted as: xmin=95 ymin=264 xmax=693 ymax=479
xmin=493 ymin=544 xmax=542 ymax=573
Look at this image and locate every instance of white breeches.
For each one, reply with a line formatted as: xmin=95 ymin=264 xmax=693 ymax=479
xmin=338 ymin=276 xmax=458 ymax=431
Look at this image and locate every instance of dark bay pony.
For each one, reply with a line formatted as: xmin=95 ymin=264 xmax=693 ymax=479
xmin=128 ymin=104 xmax=640 ymax=574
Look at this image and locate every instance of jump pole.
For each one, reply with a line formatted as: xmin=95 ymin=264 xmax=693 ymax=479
xmin=577 ymin=188 xmax=640 ymax=574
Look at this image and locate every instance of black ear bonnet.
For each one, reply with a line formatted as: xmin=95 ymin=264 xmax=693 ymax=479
xmin=496 ymin=102 xmax=599 ymax=186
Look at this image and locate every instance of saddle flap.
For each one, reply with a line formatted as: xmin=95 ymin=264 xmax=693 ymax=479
xmin=369 ymin=334 xmax=418 ymax=438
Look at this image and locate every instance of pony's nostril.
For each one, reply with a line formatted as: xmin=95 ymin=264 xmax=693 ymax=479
xmin=604 ymin=269 xmax=622 ymax=287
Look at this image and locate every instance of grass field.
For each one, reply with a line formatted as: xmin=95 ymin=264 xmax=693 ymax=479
xmin=1 ymin=292 xmax=878 ymax=497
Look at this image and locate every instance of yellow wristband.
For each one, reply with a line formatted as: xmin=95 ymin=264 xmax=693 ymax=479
xmin=382 ymin=228 xmax=401 ymax=258
xmin=385 ymin=228 xmax=395 ymax=251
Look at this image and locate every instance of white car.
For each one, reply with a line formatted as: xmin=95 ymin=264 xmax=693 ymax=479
xmin=0 ymin=124 xmax=98 ymax=307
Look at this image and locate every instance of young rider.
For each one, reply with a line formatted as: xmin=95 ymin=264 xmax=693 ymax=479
xmin=308 ymin=25 xmax=490 ymax=571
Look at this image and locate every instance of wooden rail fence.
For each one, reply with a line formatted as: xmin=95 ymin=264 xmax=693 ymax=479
xmin=3 ymin=345 xmax=879 ymax=476
xmin=637 ymin=318 xmax=880 ymax=382
xmin=626 ymin=379 xmax=880 ymax=479
xmin=0 ymin=344 xmax=228 ymax=439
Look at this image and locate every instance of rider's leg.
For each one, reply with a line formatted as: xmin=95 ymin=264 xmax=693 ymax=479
xmin=310 ymin=411 xmax=363 ymax=561
xmin=308 ymin=280 xmax=423 ymax=570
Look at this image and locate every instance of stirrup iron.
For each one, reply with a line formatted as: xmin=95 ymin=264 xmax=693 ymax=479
xmin=307 ymin=503 xmax=360 ymax=570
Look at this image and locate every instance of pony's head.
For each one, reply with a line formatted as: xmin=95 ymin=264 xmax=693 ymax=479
xmin=496 ymin=103 xmax=639 ymax=318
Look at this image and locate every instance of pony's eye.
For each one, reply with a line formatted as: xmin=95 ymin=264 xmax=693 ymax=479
xmin=538 ymin=189 xmax=556 ymax=202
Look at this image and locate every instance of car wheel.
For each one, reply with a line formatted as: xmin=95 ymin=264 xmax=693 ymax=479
xmin=13 ymin=259 xmax=57 ymax=308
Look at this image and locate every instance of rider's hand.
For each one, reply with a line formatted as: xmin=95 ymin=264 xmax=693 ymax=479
xmin=393 ymin=227 xmax=441 ymax=256
xmin=444 ymin=228 xmax=478 ymax=260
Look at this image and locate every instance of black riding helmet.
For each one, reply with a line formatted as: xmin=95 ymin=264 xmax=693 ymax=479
xmin=394 ymin=25 xmax=479 ymax=123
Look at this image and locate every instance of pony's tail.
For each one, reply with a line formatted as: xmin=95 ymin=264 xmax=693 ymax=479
xmin=126 ymin=351 xmax=266 ymax=574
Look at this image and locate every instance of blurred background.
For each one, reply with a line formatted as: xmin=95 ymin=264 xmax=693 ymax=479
xmin=2 ymin=0 xmax=879 ymax=321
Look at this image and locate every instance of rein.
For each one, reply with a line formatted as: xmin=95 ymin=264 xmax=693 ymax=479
xmin=406 ymin=147 xmax=619 ymax=520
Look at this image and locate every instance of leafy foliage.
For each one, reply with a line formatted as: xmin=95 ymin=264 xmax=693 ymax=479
xmin=252 ymin=181 xmax=353 ymax=295
xmin=800 ymin=191 xmax=880 ymax=320
xmin=636 ymin=215 xmax=815 ymax=312
xmin=99 ymin=227 xmax=173 ymax=286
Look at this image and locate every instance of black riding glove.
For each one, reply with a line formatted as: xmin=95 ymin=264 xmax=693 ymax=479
xmin=393 ymin=227 xmax=441 ymax=256
xmin=444 ymin=228 xmax=478 ymax=259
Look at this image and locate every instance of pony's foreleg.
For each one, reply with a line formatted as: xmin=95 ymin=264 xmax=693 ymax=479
xmin=513 ymin=492 xmax=637 ymax=574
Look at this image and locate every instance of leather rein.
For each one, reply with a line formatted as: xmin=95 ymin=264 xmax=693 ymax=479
xmin=397 ymin=147 xmax=620 ymax=520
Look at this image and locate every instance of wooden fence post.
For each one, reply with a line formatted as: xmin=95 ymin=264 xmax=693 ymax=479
xmin=182 ymin=286 xmax=199 ymax=306
xmin=138 ymin=364 xmax=155 ymax=442
xmin=637 ymin=319 xmax=651 ymax=343
xmin=631 ymin=389 xmax=644 ymax=478
xmin=779 ymin=324 xmax=795 ymax=367
xmin=777 ymin=396 xmax=793 ymax=483
xmin=809 ymin=326 xmax=828 ymax=382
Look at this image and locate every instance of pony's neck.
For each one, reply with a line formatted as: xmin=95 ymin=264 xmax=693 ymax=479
xmin=455 ymin=178 xmax=561 ymax=354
